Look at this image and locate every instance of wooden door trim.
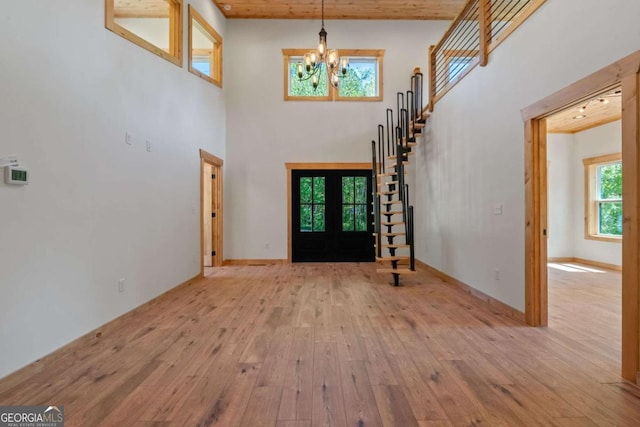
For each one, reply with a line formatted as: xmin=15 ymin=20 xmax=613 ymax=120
xmin=621 ymin=71 xmax=640 ymax=382
xmin=285 ymin=162 xmax=371 ymax=263
xmin=523 ymin=117 xmax=548 ymax=326
xmin=521 ymin=49 xmax=640 ymax=382
xmin=200 ymin=149 xmax=224 ymax=275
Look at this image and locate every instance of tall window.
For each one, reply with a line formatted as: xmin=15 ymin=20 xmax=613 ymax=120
xmin=283 ymin=49 xmax=384 ymax=101
xmin=584 ymin=153 xmax=622 ymax=242
xmin=188 ymin=6 xmax=223 ymax=87
xmin=105 ymin=0 xmax=183 ymax=67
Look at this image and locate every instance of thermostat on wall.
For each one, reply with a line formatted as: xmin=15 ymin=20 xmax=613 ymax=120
xmin=5 ymin=166 xmax=28 ymax=185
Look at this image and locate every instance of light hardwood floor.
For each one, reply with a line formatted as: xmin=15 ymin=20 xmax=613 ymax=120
xmin=1 ymin=262 xmax=639 ymax=426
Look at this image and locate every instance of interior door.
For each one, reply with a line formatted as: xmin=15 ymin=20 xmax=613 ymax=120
xmin=292 ymin=169 xmax=374 ymax=262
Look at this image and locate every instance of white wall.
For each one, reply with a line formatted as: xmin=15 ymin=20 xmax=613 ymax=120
xmin=571 ymin=121 xmax=622 ymax=265
xmin=224 ymin=20 xmax=449 ymax=259
xmin=418 ymin=0 xmax=640 ymax=311
xmin=547 ymin=121 xmax=622 ymax=266
xmin=547 ymin=133 xmax=574 ymax=258
xmin=0 ymin=0 xmax=226 ymax=378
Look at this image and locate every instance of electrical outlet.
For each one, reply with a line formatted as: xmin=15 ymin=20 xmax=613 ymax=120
xmin=494 ymin=203 xmax=503 ymax=215
xmin=118 ymin=278 xmax=125 ymax=293
xmin=125 ymin=132 xmax=133 ymax=145
xmin=494 ymin=269 xmax=500 ymax=281
xmin=146 ymin=140 xmax=152 ymax=152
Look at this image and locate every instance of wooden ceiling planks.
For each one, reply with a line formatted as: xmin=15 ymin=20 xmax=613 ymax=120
xmin=211 ymin=0 xmax=466 ymax=20
xmin=547 ymin=89 xmax=622 ymax=134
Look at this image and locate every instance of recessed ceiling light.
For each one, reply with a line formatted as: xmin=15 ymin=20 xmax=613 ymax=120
xmin=573 ymin=115 xmax=587 ymax=120
xmin=223 ymin=4 xmax=232 ymax=11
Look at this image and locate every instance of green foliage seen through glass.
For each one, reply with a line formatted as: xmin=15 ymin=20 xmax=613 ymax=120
xmin=289 ymin=60 xmax=329 ymax=97
xmin=338 ymin=59 xmax=377 ymax=98
xmin=342 ymin=176 xmax=368 ymax=232
xmin=597 ymin=162 xmax=622 ymax=236
xmin=299 ymin=176 xmax=325 ymax=232
xmin=599 ymin=202 xmax=622 ymax=235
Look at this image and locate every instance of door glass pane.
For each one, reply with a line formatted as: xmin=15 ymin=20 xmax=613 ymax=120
xmin=300 ymin=205 xmax=312 ymax=232
xmin=355 ymin=205 xmax=367 ymax=232
xmin=343 ymin=206 xmax=354 ymax=231
xmin=313 ymin=205 xmax=325 ymax=232
xmin=300 ymin=177 xmax=312 ymax=204
xmin=313 ymin=177 xmax=325 ymax=203
xmin=342 ymin=177 xmax=354 ymax=203
xmin=355 ymin=177 xmax=367 ymax=204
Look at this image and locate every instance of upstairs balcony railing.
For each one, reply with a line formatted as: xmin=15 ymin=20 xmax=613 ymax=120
xmin=429 ymin=0 xmax=546 ymax=110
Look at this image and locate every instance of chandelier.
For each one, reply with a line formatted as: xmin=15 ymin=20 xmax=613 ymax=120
xmin=295 ymin=0 xmax=349 ymax=89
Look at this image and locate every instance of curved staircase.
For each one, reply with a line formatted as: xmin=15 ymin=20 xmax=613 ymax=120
xmin=372 ymin=69 xmax=428 ymax=286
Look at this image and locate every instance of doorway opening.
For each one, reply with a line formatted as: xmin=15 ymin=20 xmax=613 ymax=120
xmin=522 ymin=50 xmax=640 ymax=382
xmin=286 ymin=162 xmax=373 ymax=263
xmin=200 ymin=149 xmax=223 ymax=276
xmin=545 ymin=89 xmax=623 ymax=379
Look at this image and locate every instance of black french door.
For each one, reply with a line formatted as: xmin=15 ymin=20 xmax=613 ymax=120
xmin=292 ymin=169 xmax=374 ymax=262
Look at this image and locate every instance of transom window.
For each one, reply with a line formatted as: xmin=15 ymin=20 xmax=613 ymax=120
xmin=584 ymin=153 xmax=622 ymax=242
xmin=443 ymin=49 xmax=476 ymax=84
xmin=105 ymin=0 xmax=183 ymax=67
xmin=283 ymin=49 xmax=384 ymax=101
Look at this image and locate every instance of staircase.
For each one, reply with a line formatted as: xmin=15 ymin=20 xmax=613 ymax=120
xmin=372 ymin=68 xmax=428 ymax=286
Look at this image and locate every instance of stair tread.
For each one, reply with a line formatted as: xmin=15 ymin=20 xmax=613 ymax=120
xmin=382 ymin=243 xmax=410 ymax=248
xmin=382 ymin=232 xmax=405 ymax=236
xmin=381 ymin=200 xmax=403 ymax=205
xmin=378 ymin=172 xmax=409 ymax=177
xmin=381 ymin=222 xmax=404 ymax=226
xmin=386 ymin=162 xmax=409 ymax=170
xmin=377 ymin=256 xmax=410 ymax=261
xmin=378 ymin=180 xmax=399 ymax=186
xmin=377 ymin=268 xmax=417 ymax=275
xmin=387 ymin=152 xmax=415 ymax=161
xmin=377 ymin=190 xmax=399 ymax=195
xmin=381 ymin=211 xmax=403 ymax=215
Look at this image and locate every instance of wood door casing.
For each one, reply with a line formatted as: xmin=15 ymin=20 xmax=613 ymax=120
xmin=200 ymin=149 xmax=223 ymax=274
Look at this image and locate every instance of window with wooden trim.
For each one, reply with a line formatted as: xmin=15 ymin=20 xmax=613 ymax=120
xmin=584 ymin=153 xmax=622 ymax=242
xmin=283 ymin=49 xmax=384 ymax=101
xmin=105 ymin=0 xmax=182 ymax=67
xmin=188 ymin=6 xmax=223 ymax=87
xmin=443 ymin=49 xmax=478 ymax=85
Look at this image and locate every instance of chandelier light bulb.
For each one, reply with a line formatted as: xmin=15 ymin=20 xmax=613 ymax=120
xmin=327 ymin=50 xmax=338 ymax=70
xmin=303 ymin=54 xmax=311 ymax=72
xmin=296 ymin=62 xmax=304 ymax=79
xmin=331 ymin=72 xmax=339 ymax=88
xmin=312 ymin=74 xmax=318 ymax=89
xmin=341 ymin=57 xmax=349 ymax=75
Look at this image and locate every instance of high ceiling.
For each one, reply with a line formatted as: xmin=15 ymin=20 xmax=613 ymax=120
xmin=212 ymin=0 xmax=466 ymax=20
xmin=546 ymin=88 xmax=622 ymax=134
